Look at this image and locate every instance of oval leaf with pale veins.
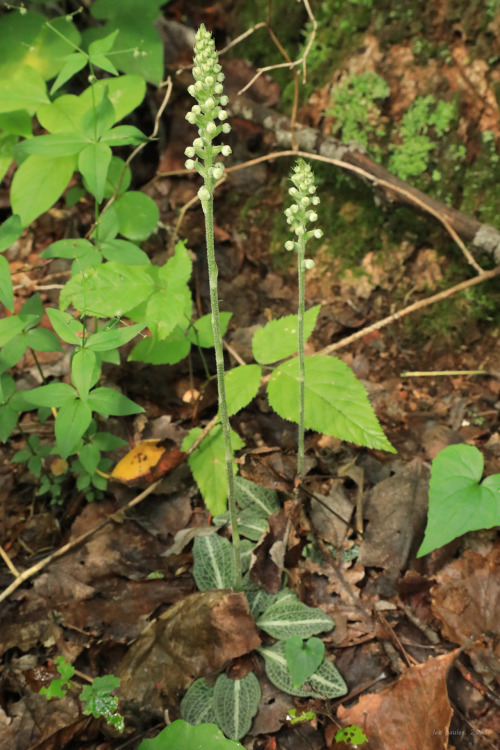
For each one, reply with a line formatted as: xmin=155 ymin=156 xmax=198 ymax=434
xmin=257 ymin=594 xmax=334 ymax=640
xmin=213 ymin=672 xmax=261 ymax=741
xmin=259 ymin=641 xmax=347 ymax=699
xmin=267 ymin=355 xmax=395 ymax=452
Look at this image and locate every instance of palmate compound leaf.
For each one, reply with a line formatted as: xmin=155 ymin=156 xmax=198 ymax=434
xmin=417 ymin=444 xmax=500 ymax=557
xmin=180 ymin=678 xmax=217 ymax=726
xmin=257 ymin=594 xmax=334 ymax=640
xmin=252 ymin=305 xmax=321 ymax=364
xmin=192 ymin=533 xmax=235 ymax=591
xmin=267 ymin=355 xmax=395 ymax=453
xmin=213 ymin=672 xmax=261 ymax=741
xmin=258 ymin=641 xmax=347 ymax=699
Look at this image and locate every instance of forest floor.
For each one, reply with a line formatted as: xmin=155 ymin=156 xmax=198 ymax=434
xmin=1 ymin=1 xmax=500 ymax=749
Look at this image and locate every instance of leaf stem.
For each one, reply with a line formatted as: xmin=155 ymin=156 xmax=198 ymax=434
xmin=297 ymin=239 xmax=306 ymax=479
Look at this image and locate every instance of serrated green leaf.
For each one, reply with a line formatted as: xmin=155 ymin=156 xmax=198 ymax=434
xmin=192 ymin=533 xmax=235 ymax=591
xmin=182 ymin=425 xmax=244 ymax=516
xmin=213 ymin=672 xmax=261 ymax=741
xmin=60 ymin=262 xmax=154 ymax=317
xmin=180 ymin=678 xmax=216 ymax=726
xmin=11 ymin=154 xmax=77 ymax=227
xmin=224 ymin=364 xmax=261 ymax=417
xmin=417 ymin=444 xmax=500 ymax=557
xmin=55 ymin=398 xmax=92 ymax=458
xmin=257 ymin=595 xmax=334 ymax=640
xmin=234 ymin=476 xmax=280 ymax=517
xmin=81 ymin=675 xmax=123 ymax=732
xmin=259 ymin=641 xmax=347 ymax=698
xmin=79 ymin=142 xmax=112 ymax=203
xmin=285 ymin=636 xmax=325 ymax=689
xmin=138 ymin=720 xmax=244 ymax=750
xmin=71 ymin=348 xmax=97 ymax=397
xmin=87 ymin=387 xmax=143 ymax=417
xmin=0 ymin=255 xmax=13 ymax=311
xmin=187 ymin=312 xmax=232 ymax=348
xmin=252 ymin=305 xmax=321 ymax=365
xmin=39 ymin=656 xmax=75 ymax=699
xmin=267 ymin=355 xmax=395 ymax=452
xmin=86 ymin=321 xmax=145 ymax=352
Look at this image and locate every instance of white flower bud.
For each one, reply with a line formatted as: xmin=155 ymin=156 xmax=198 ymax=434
xmin=289 ymin=187 xmax=298 ymax=196
xmin=221 ymin=145 xmax=232 ymax=156
xmin=285 ymin=241 xmax=295 ymax=251
xmin=214 ymin=84 xmax=223 ymax=94
xmin=291 ymin=204 xmax=299 ymax=214
xmin=295 ymin=226 xmax=305 ymax=236
xmin=221 ymin=123 xmax=231 ymax=133
xmin=195 ymin=80 xmax=203 ymax=91
xmin=193 ymin=67 xmax=201 ymax=77
xmin=206 ymin=121 xmax=217 ymax=134
xmin=188 ymin=85 xmax=196 ymax=96
xmin=205 ymin=76 xmax=214 ymax=85
xmin=185 ymin=159 xmax=195 ymax=170
xmin=309 ymin=211 xmax=318 ymax=222
xmin=304 ymin=258 xmax=315 ymax=270
xmin=217 ymin=73 xmax=224 ymax=82
xmin=311 ymin=196 xmax=320 ymax=205
xmin=193 ymin=137 xmax=204 ymax=149
xmin=198 ymin=186 xmax=210 ymax=201
xmin=218 ymin=110 xmax=228 ymax=121
xmin=308 ymin=186 xmax=316 ymax=194
xmin=300 ymin=197 xmax=310 ymax=207
xmin=185 ymin=146 xmax=196 ymax=157
xmin=205 ymin=97 xmax=215 ymax=109
xmin=212 ymin=166 xmax=224 ymax=179
xmin=220 ymin=95 xmax=229 ymax=106
xmin=186 ymin=112 xmax=196 ymax=124
xmin=313 ymin=229 xmax=323 ymax=239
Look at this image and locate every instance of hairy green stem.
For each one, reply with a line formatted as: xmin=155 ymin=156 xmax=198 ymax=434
xmin=296 ymin=239 xmax=306 ymax=479
xmin=201 ymin=191 xmax=242 ymax=591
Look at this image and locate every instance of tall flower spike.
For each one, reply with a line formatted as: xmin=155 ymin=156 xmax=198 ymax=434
xmin=184 ymin=23 xmax=232 ymax=198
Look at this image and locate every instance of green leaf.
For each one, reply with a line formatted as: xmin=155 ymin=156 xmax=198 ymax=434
xmin=335 ymin=726 xmax=368 ymax=745
xmin=267 ymin=355 xmax=395 ymax=453
xmin=50 ymin=52 xmax=88 ymax=96
xmin=180 ymin=678 xmax=216 ymax=726
xmin=100 ymin=125 xmax=148 ymax=147
xmin=0 ymin=215 xmax=22 ymax=253
xmin=285 ymin=636 xmax=325 ymax=689
xmin=113 ymin=191 xmax=159 ymax=241
xmin=80 ymin=89 xmax=115 ymax=140
xmin=92 ymin=431 xmax=127 ymax=451
xmin=213 ymin=672 xmax=261 ymax=741
xmin=60 ymin=262 xmax=155 ymax=317
xmin=237 ymin=510 xmax=269 ymax=541
xmin=26 ymin=382 xmax=76 ymax=408
xmin=102 ymin=157 xmax=131 ymax=199
xmin=192 ymin=534 xmax=235 ymax=591
xmin=86 ymin=321 xmax=145 ymax=352
xmin=47 ymin=308 xmax=85 ymax=345
xmin=19 ymin=293 xmax=44 ymax=325
xmin=37 ymin=94 xmax=89 ymax=135
xmin=187 ymin=312 xmax=232 ymax=348
xmin=41 ymin=238 xmax=100 ymax=270
xmin=79 ymin=75 xmax=146 ymax=124
xmin=78 ymin=443 xmax=101 ymax=476
xmin=252 ymin=305 xmax=321 ymax=364
xmin=0 ymin=65 xmax=48 ymax=114
xmin=224 ymin=365 xmax=261 ymax=417
xmin=183 ymin=425 xmax=244 ymax=516
xmin=0 ymin=110 xmax=32 ymax=137
xmin=0 ymin=334 xmax=27 ymax=373
xmin=128 ymin=330 xmax=191 ymax=365
xmin=89 ymin=29 xmax=120 ymax=56
xmin=71 ymin=348 xmax=97 ymax=397
xmin=0 ymin=373 xmax=16 ymax=404
xmin=79 ymin=142 xmax=112 ymax=203
xmin=234 ymin=477 xmax=280 ymax=517
xmin=0 ymin=317 xmax=24 ymax=347
xmin=0 ymin=133 xmax=17 ymax=183
xmin=39 ymin=656 xmax=75 ymax=700
xmin=100 ymin=239 xmax=148 ymax=265
xmin=257 ymin=594 xmax=334 ymax=639
xmin=81 ymin=675 xmax=124 ymax=732
xmin=0 ymin=404 xmax=19 ymax=442
xmin=138 ymin=720 xmax=244 ymax=750
xmin=55 ymin=398 xmax=92 ymax=458
xmin=417 ymin=444 xmax=500 ymax=557
xmin=88 ymin=387 xmax=144 ymax=416
xmin=11 ymin=154 xmax=77 ymax=227
xmin=15 ymin=133 xmax=87 ymax=158
xmin=258 ymin=641 xmax=347 ymax=699
xmin=25 ymin=327 xmax=62 ymax=352
xmin=0 ymin=255 xmax=13 ymax=312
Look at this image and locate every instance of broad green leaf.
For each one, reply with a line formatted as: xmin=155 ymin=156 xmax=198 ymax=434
xmin=89 ymin=29 xmax=119 ymax=57
xmin=213 ymin=673 xmax=261 ymax=741
xmin=234 ymin=476 xmax=280 ymax=517
xmin=180 ymin=678 xmax=216 ymax=726
xmin=0 ymin=12 xmax=81 ymax=82
xmin=37 ymin=95 xmax=90 ymax=135
xmin=90 ymin=53 xmax=120 ymax=77
xmin=25 ymin=382 xmax=76 ymax=408
xmin=192 ymin=533 xmax=235 ymax=591
xmin=79 ymin=142 xmax=112 ymax=203
xmin=100 ymin=125 xmax=148 ymax=147
xmin=143 ymin=244 xmax=193 ymax=339
xmin=80 ymin=89 xmax=115 ymax=141
xmin=102 ymin=157 xmax=131 ymax=199
xmin=0 ymin=373 xmax=16 ymax=403
xmin=88 ymin=387 xmax=143 ymax=417
xmin=92 ymin=432 xmax=127 ymax=451
xmin=0 ymin=334 xmax=28 ymax=373
xmin=60 ymin=262 xmax=154 ymax=317
xmin=113 ymin=191 xmax=159 ymax=241
xmin=41 ymin=238 xmax=101 ymax=273
xmin=237 ymin=510 xmax=268 ymax=541
xmin=0 ymin=317 xmax=24 ymax=347
xmin=25 ymin=328 xmax=62 ymax=352
xmin=267 ymin=355 xmax=395 ymax=453
xmin=0 ymin=255 xmax=13 ymax=311
xmin=257 ymin=595 xmax=334 ymax=640
xmin=15 ymin=133 xmax=87 ymax=158
xmin=11 ymin=154 xmax=77 ymax=227
xmin=224 ymin=365 xmax=261 ymax=417
xmin=19 ymin=293 xmax=43 ymax=326
xmin=50 ymin=52 xmax=88 ymax=95
xmin=417 ymin=444 xmax=500 ymax=557
xmin=86 ymin=321 xmax=145 ymax=352
xmin=128 ymin=330 xmax=190 ymax=365
xmin=252 ymin=305 xmax=321 ymax=364
xmin=100 ymin=239 xmax=148 ymax=265
xmin=187 ymin=312 xmax=232 ymax=348
xmin=0 ymin=404 xmax=19 ymax=442
xmin=78 ymin=443 xmax=101 ymax=476
xmin=47 ymin=308 xmax=85 ymax=345
xmin=0 ymin=110 xmax=32 ymax=138
xmin=71 ymin=348 xmax=97 ymax=397
xmin=0 ymin=133 xmax=17 ymax=183
xmin=244 ymin=583 xmax=277 ymax=619
xmin=91 ymin=204 xmax=119 ymax=243
xmin=0 ymin=214 xmax=23 ymax=253
xmin=162 ymin=240 xmax=193 ymax=286
xmin=183 ymin=425 xmax=244 ymax=516
xmin=285 ymin=636 xmax=325 ymax=689
xmin=79 ymin=76 xmax=146 ymax=123
xmin=258 ymin=641 xmax=347 ymax=698
xmin=138 ymin=720 xmax=244 ymax=750
xmin=81 ymin=675 xmax=123 ymax=732
xmin=55 ymin=398 xmax=92 ymax=458
xmin=0 ymin=65 xmax=48 ymax=115
xmin=336 ymin=726 xmax=368 ymax=745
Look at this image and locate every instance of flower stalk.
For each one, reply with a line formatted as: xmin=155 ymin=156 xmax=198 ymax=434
xmin=284 ymin=159 xmax=323 ymax=478
xmin=185 ymin=25 xmax=242 ymax=590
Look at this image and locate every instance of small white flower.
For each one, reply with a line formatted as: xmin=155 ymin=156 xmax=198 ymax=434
xmin=205 ymin=76 xmax=214 ymax=85
xmin=206 ymin=121 xmax=217 ymax=134
xmin=185 ymin=159 xmax=195 ymax=170
xmin=188 ymin=85 xmax=196 ymax=96
xmin=198 ymin=186 xmax=210 ymax=201
xmin=309 ymin=211 xmax=318 ymax=222
xmin=308 ymin=186 xmax=316 ymax=194
xmin=220 ymin=95 xmax=229 ymax=106
xmin=221 ymin=145 xmax=232 ymax=156
xmin=205 ymin=97 xmax=215 ymax=109
xmin=221 ymin=123 xmax=231 ymax=133
xmin=214 ymin=84 xmax=223 ymax=94
xmin=291 ymin=204 xmax=299 ymax=214
xmin=289 ymin=187 xmax=298 ymax=196
xmin=300 ymin=197 xmax=310 ymax=207
xmin=185 ymin=146 xmax=196 ymax=158
xmin=311 ymin=196 xmax=320 ymax=205
xmin=186 ymin=112 xmax=196 ymax=124
xmin=193 ymin=137 xmax=204 ymax=149
xmin=295 ymin=226 xmax=305 ymax=236
xmin=285 ymin=240 xmax=295 ymax=251
xmin=195 ymin=80 xmax=203 ymax=91
xmin=304 ymin=258 xmax=315 ymax=270
xmin=218 ymin=110 xmax=228 ymax=121
xmin=313 ymin=229 xmax=323 ymax=239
